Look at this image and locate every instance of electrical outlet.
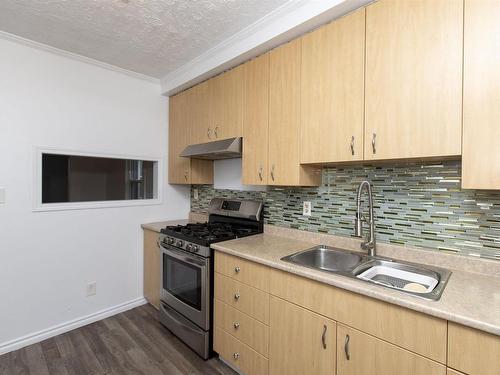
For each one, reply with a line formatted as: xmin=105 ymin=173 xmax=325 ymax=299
xmin=303 ymin=201 xmax=312 ymax=216
xmin=193 ymin=188 xmax=199 ymax=200
xmin=86 ymin=282 xmax=97 ymax=297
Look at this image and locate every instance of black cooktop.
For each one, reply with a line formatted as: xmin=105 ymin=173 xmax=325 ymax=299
xmin=160 ymin=222 xmax=262 ymax=247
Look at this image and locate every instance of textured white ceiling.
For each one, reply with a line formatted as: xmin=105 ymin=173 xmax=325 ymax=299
xmin=0 ymin=0 xmax=290 ymax=78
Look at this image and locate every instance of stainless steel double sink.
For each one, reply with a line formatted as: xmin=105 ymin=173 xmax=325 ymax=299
xmin=281 ymin=245 xmax=452 ymax=300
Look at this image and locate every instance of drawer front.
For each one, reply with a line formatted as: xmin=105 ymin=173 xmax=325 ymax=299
xmin=215 ymin=272 xmax=270 ymax=324
xmin=214 ymin=327 xmax=269 ymax=375
xmin=448 ymin=322 xmax=500 ymax=375
xmin=215 ymin=251 xmax=270 ymax=292
xmin=214 ymin=299 xmax=269 ymax=357
xmin=270 ymin=269 xmax=447 ymax=363
xmin=337 ymin=324 xmax=446 ymax=375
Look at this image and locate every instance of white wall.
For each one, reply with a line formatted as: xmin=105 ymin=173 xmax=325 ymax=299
xmin=0 ymin=37 xmax=190 ymax=352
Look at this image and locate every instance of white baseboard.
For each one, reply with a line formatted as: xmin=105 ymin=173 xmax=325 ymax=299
xmin=0 ymin=297 xmax=148 ymax=355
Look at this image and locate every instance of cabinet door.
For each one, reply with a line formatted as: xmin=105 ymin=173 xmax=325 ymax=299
xmin=269 ymin=296 xmax=336 ymax=375
xmin=209 ymin=66 xmax=244 ymax=141
xmin=190 ymin=81 xmax=210 ymax=145
xmin=168 ymin=91 xmax=190 ymax=184
xmin=365 ymin=0 xmax=463 ymax=160
xmin=300 ymin=8 xmax=365 ymax=164
xmin=242 ymin=54 xmax=269 ymax=185
xmin=337 ymin=325 xmax=446 ymax=375
xmin=269 ymin=40 xmax=320 ymax=186
xmin=462 ymin=0 xmax=500 ymax=189
xmin=143 ymin=229 xmax=160 ymax=309
xmin=448 ymin=322 xmax=500 ymax=375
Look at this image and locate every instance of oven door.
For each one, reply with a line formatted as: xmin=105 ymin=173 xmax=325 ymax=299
xmin=159 ymin=242 xmax=210 ymax=330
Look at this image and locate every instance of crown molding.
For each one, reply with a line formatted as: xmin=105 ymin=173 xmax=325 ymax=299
xmin=0 ymin=30 xmax=159 ymax=84
xmin=160 ymin=0 xmax=372 ymax=95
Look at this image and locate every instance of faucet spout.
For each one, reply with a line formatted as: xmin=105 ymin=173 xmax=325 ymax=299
xmin=354 ymin=181 xmax=376 ymax=257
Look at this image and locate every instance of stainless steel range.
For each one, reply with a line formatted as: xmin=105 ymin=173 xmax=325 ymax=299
xmin=158 ymin=198 xmax=263 ymax=359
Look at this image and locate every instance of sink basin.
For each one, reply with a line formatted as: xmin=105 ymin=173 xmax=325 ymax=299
xmin=281 ymin=245 xmax=369 ymax=273
xmin=281 ymin=246 xmax=451 ymax=301
xmin=352 ymin=259 xmax=451 ymax=300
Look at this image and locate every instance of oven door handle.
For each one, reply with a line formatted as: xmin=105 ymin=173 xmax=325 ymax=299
xmin=159 ymin=242 xmax=207 ymax=268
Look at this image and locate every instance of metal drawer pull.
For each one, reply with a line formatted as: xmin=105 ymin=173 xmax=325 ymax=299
xmin=234 ymin=322 xmax=240 ymax=329
xmin=270 ymin=164 xmax=275 ymax=181
xmin=233 ymin=352 xmax=239 ymax=360
xmin=234 ymin=293 xmax=240 ymax=300
xmin=258 ymin=165 xmax=263 ymax=181
xmin=214 ymin=126 xmax=219 ymax=138
xmin=344 ymin=334 xmax=350 ymax=360
xmin=321 ymin=324 xmax=327 ymax=349
xmin=234 ymin=266 xmax=241 ymax=273
xmin=372 ymin=133 xmax=376 ymax=154
xmin=351 ymin=136 xmax=355 ymax=156
xmin=207 ymin=128 xmax=212 ymax=139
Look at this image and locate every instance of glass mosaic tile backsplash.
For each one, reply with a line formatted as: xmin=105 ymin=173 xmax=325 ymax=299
xmin=190 ymin=160 xmax=500 ymax=260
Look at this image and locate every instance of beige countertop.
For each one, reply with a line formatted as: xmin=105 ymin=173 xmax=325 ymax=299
xmin=141 ymin=219 xmax=189 ymax=233
xmin=212 ymin=233 xmax=500 ymax=336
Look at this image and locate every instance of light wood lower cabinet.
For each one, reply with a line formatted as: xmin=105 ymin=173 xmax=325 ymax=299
xmin=214 ymin=273 xmax=270 ymax=325
xmin=215 ymin=251 xmax=270 ymax=292
xmin=269 ymin=296 xmax=336 ymax=375
xmin=269 ymin=268 xmax=447 ymax=363
xmin=214 ymin=327 xmax=268 ymax=375
xmin=448 ymin=322 xmax=500 ymax=375
xmin=215 ymin=299 xmax=269 ymax=357
xmin=143 ymin=229 xmax=160 ymax=309
xmin=447 ymin=369 xmax=466 ymax=375
xmin=337 ymin=325 xmax=446 ymax=375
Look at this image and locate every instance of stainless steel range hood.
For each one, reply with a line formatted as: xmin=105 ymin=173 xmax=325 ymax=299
xmin=179 ymin=137 xmax=242 ymax=160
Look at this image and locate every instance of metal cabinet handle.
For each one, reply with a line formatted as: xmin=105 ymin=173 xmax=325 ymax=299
xmin=270 ymin=164 xmax=275 ymax=181
xmin=258 ymin=165 xmax=263 ymax=181
xmin=372 ymin=133 xmax=376 ymax=154
xmin=234 ymin=293 xmax=240 ymax=300
xmin=234 ymin=266 xmax=241 ymax=273
xmin=184 ymin=170 xmax=188 ymax=181
xmin=233 ymin=352 xmax=239 ymax=360
xmin=344 ymin=334 xmax=350 ymax=360
xmin=214 ymin=126 xmax=219 ymax=138
xmin=321 ymin=324 xmax=327 ymax=349
xmin=207 ymin=128 xmax=212 ymax=139
xmin=234 ymin=322 xmax=240 ymax=329
xmin=351 ymin=136 xmax=355 ymax=156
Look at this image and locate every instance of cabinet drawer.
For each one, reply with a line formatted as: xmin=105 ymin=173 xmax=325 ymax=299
xmin=215 ymin=273 xmax=269 ymax=324
xmin=214 ymin=299 xmax=269 ymax=357
xmin=215 ymin=251 xmax=270 ymax=292
xmin=448 ymin=322 xmax=500 ymax=375
xmin=337 ymin=325 xmax=446 ymax=375
xmin=270 ymin=269 xmax=447 ymax=363
xmin=214 ymin=327 xmax=268 ymax=375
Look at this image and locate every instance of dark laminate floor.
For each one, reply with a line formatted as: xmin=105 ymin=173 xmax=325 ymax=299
xmin=0 ymin=304 xmax=237 ymax=375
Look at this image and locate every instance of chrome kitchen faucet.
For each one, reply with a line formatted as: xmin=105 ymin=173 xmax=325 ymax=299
xmin=354 ymin=181 xmax=376 ymax=256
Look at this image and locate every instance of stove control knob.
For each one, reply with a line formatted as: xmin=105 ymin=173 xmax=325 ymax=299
xmin=192 ymin=245 xmax=199 ymax=253
xmin=186 ymin=244 xmax=193 ymax=251
xmin=168 ymin=237 xmax=175 ymax=245
xmin=176 ymin=240 xmax=183 ymax=247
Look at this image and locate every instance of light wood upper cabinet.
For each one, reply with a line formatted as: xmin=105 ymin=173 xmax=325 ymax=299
xmin=270 ymin=296 xmax=336 ymax=375
xmin=448 ymin=322 xmax=500 ymax=375
xmin=242 ymin=54 xmax=269 ymax=185
xmin=337 ymin=325 xmax=446 ymax=375
xmin=364 ymin=0 xmax=463 ymax=160
xmin=462 ymin=0 xmax=500 ymax=189
xmin=268 ymin=40 xmax=320 ymax=186
xmin=300 ymin=8 xmax=365 ymax=164
xmin=190 ymin=81 xmax=210 ymax=145
xmin=168 ymin=91 xmax=191 ymax=184
xmin=168 ymin=88 xmax=213 ymax=185
xmin=143 ymin=229 xmax=160 ymax=310
xmin=209 ymin=65 xmax=244 ymax=141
